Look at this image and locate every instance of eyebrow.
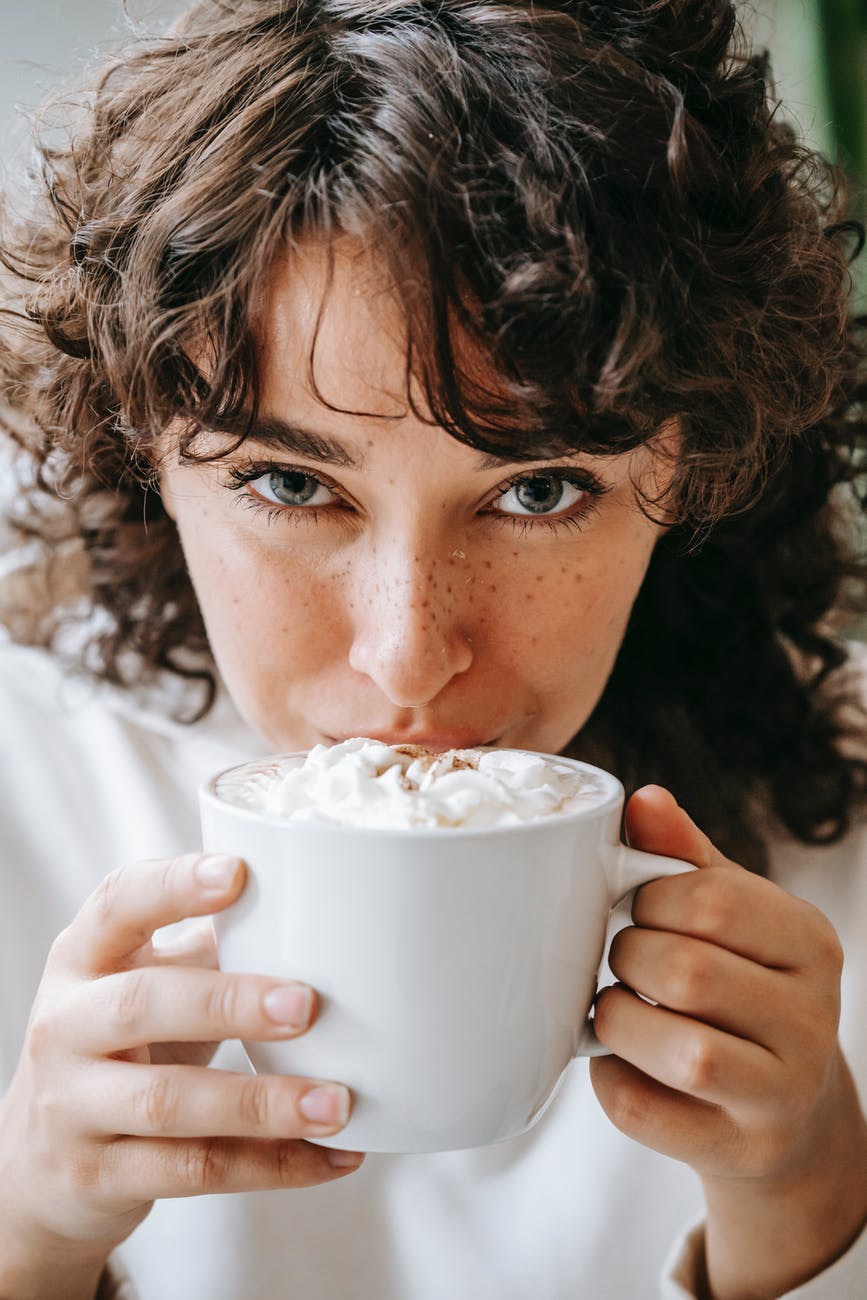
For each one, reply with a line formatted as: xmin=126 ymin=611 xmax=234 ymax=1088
xmin=210 ymin=412 xmax=574 ymax=473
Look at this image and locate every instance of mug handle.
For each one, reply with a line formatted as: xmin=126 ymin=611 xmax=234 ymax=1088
xmin=574 ymin=844 xmax=696 ymax=1058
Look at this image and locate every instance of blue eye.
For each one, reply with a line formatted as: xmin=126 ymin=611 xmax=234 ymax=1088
xmin=226 ymin=459 xmax=607 ymax=535
xmin=252 ymin=470 xmax=336 ymax=508
xmin=496 ymin=474 xmax=586 ymax=517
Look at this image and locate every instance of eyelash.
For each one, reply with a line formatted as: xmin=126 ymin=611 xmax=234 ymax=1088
xmin=224 ymin=460 xmax=610 ymax=534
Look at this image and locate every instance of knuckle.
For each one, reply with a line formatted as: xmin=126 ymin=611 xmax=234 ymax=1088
xmin=691 ymin=871 xmax=739 ymax=943
xmin=180 ymin=1138 xmax=226 ymax=1191
xmin=91 ymin=867 xmax=125 ymax=928
xmin=156 ymin=855 xmax=184 ymax=903
xmin=673 ymin=1032 xmax=719 ymax=1094
xmin=25 ymin=980 xmax=82 ymax=1063
xmin=205 ymin=976 xmax=242 ymax=1031
xmin=606 ymin=1080 xmax=654 ymax=1134
xmin=238 ymin=1076 xmax=273 ymax=1131
xmin=590 ymin=1056 xmax=654 ymax=1136
xmin=276 ymin=1140 xmax=303 ymax=1183
xmin=808 ymin=908 xmax=844 ymax=975
xmin=46 ymin=924 xmax=76 ymax=968
xmin=25 ymin=1007 xmax=60 ymax=1063
xmin=134 ymin=1074 xmax=181 ymax=1133
xmin=111 ymin=969 xmax=151 ymax=1035
xmin=37 ymin=1083 xmax=68 ymax=1133
xmin=666 ymin=947 xmax=708 ymax=1008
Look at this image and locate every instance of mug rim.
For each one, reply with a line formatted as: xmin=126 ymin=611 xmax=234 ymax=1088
xmin=198 ymin=748 xmax=625 ymax=838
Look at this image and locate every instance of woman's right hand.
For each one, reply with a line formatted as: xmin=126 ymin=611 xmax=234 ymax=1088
xmin=0 ymin=853 xmax=363 ymax=1276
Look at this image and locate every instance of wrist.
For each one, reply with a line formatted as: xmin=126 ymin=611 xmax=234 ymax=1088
xmin=702 ymin=1176 xmax=866 ymax=1300
xmin=701 ymin=1059 xmax=867 ymax=1299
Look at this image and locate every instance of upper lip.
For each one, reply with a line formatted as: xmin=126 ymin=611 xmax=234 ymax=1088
xmin=323 ymin=731 xmax=502 ymax=750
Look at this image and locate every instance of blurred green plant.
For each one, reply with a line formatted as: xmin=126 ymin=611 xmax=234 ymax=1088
xmin=814 ymin=0 xmax=867 ymax=190
xmin=757 ymin=0 xmax=867 ymax=305
xmin=813 ymin=0 xmax=867 ymax=307
xmin=813 ymin=1 xmax=867 ymax=632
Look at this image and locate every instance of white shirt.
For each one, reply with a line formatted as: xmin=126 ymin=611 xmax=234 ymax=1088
xmin=1 ymin=640 xmax=864 ymax=1299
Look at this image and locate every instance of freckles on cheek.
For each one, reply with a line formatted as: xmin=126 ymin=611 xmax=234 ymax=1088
xmin=529 ymin=555 xmax=630 ymax=655
xmin=577 ymin=533 xmax=657 ymax=644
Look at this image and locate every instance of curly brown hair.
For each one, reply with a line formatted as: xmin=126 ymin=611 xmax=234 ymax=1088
xmin=1 ymin=0 xmax=866 ymax=869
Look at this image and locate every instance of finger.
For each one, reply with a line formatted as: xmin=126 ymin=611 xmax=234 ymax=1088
xmin=608 ymin=925 xmax=794 ymax=1053
xmin=589 ymin=1053 xmax=740 ymax=1173
xmin=149 ymin=919 xmax=218 ymax=970
xmin=133 ymin=922 xmax=223 ymax=1068
xmin=593 ymin=982 xmax=777 ymax=1108
xmin=59 ymin=854 xmax=245 ymax=975
xmin=630 ymin=863 xmax=826 ymax=970
xmin=77 ymin=1061 xmax=354 ymax=1142
xmin=625 ymin=785 xmax=732 ymax=871
xmin=624 ymin=788 xmax=823 ymax=969
xmin=99 ymin=1133 xmax=365 ymax=1199
xmin=69 ymin=967 xmax=318 ymax=1055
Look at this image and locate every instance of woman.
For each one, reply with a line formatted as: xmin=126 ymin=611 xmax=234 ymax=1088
xmin=0 ymin=1 xmax=865 ymax=1296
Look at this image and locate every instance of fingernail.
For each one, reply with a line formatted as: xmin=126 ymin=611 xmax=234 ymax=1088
xmin=300 ymin=1084 xmax=350 ymax=1127
xmin=263 ymin=983 xmax=313 ymax=1028
xmin=195 ymin=855 xmax=241 ymax=890
xmin=327 ymin=1149 xmax=365 ymax=1168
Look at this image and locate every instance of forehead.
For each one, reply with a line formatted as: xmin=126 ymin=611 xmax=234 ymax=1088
xmin=256 ymin=240 xmax=416 ymax=422
xmin=245 ymin=236 xmax=678 ymax=480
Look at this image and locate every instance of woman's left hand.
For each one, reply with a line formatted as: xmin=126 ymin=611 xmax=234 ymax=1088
xmin=590 ymin=785 xmax=867 ymax=1300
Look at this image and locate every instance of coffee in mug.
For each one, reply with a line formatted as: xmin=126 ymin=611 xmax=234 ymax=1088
xmin=199 ymin=741 xmax=692 ymax=1153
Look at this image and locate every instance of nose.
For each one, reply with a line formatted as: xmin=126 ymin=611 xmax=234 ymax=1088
xmin=347 ymin=542 xmax=474 ymax=708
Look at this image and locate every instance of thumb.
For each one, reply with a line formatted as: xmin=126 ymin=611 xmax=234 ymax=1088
xmin=624 ymin=785 xmax=733 ymax=870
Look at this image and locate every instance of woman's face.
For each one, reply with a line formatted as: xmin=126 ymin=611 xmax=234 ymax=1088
xmin=159 ymin=243 xmax=674 ymax=753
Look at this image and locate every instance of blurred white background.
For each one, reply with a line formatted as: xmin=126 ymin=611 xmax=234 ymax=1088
xmin=0 ymin=1 xmax=835 ymax=173
xmin=0 ymin=0 xmax=181 ymax=175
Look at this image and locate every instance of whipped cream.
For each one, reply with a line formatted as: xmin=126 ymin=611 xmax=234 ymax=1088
xmin=236 ymin=737 xmax=607 ymax=828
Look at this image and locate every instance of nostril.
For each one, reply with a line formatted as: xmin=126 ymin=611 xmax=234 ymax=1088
xmin=348 ymin=627 xmax=473 ymax=708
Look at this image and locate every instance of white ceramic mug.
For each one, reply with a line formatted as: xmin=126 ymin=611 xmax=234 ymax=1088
xmin=199 ymin=751 xmax=692 ymax=1154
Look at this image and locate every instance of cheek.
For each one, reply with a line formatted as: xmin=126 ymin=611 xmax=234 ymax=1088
xmin=174 ymin=505 xmax=344 ymax=685
xmin=503 ymin=524 xmax=656 ymax=679
xmin=509 ymin=552 xmax=640 ymax=647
